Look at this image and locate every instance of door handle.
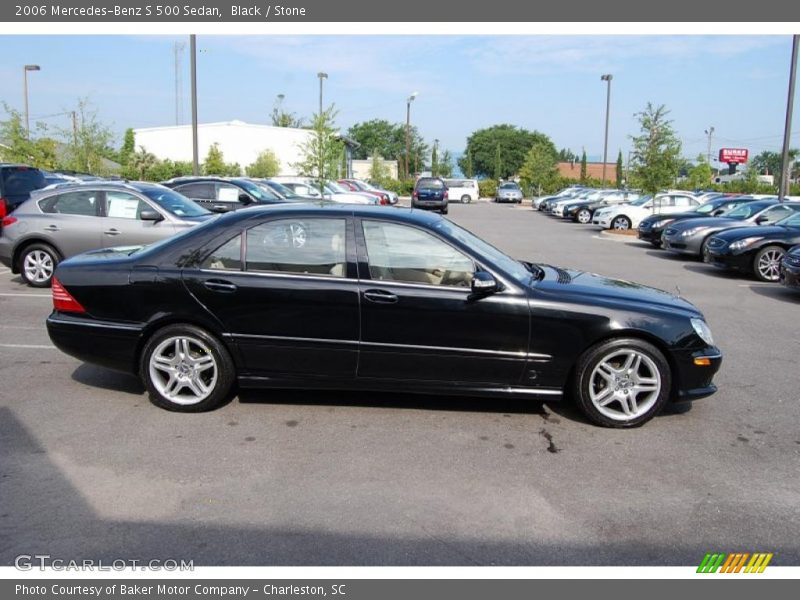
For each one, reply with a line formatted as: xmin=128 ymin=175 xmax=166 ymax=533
xmin=44 ymin=225 xmax=59 ymax=232
xmin=203 ymin=279 xmax=237 ymax=293
xmin=103 ymin=228 xmax=120 ymax=236
xmin=363 ymin=289 xmax=398 ymax=304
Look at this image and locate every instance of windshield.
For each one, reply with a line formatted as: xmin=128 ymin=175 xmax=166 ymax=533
xmin=325 ymin=181 xmax=349 ymax=193
xmin=263 ymin=180 xmax=301 ymax=199
xmin=433 ymin=219 xmax=532 ymax=284
xmin=499 ymin=183 xmax=519 ymax=190
xmin=141 ymin=187 xmax=210 ymax=217
xmin=236 ymin=179 xmax=281 ymax=202
xmin=725 ymin=203 xmax=764 ymax=220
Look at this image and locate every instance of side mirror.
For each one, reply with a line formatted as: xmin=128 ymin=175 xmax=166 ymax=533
xmin=239 ymin=193 xmax=253 ymax=204
xmin=711 ymin=209 xmax=724 ymax=216
xmin=755 ymin=215 xmax=769 ymax=224
xmin=470 ymin=271 xmax=499 ymax=297
xmin=139 ymin=210 xmax=164 ymax=222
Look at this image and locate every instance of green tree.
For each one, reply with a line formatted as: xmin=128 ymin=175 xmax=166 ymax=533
xmin=127 ymin=147 xmax=158 ymax=180
xmin=686 ymin=154 xmax=714 ymax=189
xmin=580 ymin=150 xmax=588 ymax=183
xmin=246 ymin=149 xmax=281 ymax=178
xmin=519 ymin=142 xmax=559 ymax=195
xmin=294 ymin=105 xmax=345 ymax=192
xmin=119 ymin=128 xmax=136 ymax=167
xmin=437 ymin=150 xmax=453 ymax=178
xmin=459 ymin=124 xmax=556 ymax=179
xmin=463 ymin=150 xmax=474 ymax=178
xmin=368 ymin=151 xmax=391 ymax=184
xmin=0 ymin=106 xmax=59 ymax=169
xmin=347 ymin=119 xmax=427 ymax=177
xmin=203 ymin=143 xmax=227 ymax=175
xmin=615 ymin=150 xmax=624 ymax=188
xmin=271 ymin=106 xmax=304 ymax=128
xmin=558 ymin=148 xmax=576 ymax=162
xmin=61 ymin=99 xmax=115 ymax=174
xmin=749 ymin=149 xmax=799 ymax=189
xmin=628 ymin=103 xmax=683 ymax=195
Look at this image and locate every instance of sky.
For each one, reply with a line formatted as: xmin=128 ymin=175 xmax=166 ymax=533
xmin=0 ymin=34 xmax=797 ymax=168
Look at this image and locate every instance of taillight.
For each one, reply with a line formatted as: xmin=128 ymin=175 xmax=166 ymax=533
xmin=412 ymin=191 xmax=418 ymax=198
xmin=1 ymin=216 xmax=17 ymax=227
xmin=444 ymin=190 xmax=449 ymax=200
xmin=52 ymin=277 xmax=85 ymax=313
xmin=0 ymin=198 xmax=7 ymax=219
xmin=380 ymin=198 xmax=389 ymax=205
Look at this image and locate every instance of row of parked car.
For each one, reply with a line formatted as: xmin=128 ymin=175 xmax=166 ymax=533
xmin=534 ymin=185 xmax=800 ymax=291
xmin=0 ymin=163 xmax=404 ymax=288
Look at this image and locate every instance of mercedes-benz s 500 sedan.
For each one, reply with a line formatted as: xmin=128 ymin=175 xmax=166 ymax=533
xmin=46 ymin=204 xmax=722 ymax=428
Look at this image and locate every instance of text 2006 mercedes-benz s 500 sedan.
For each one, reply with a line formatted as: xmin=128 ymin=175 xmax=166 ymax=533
xmin=46 ymin=204 xmax=722 ymax=428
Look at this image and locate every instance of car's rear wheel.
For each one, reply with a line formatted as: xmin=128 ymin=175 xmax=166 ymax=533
xmin=461 ymin=195 xmax=471 ymax=204
xmin=612 ymin=216 xmax=631 ymax=231
xmin=441 ymin=205 xmax=449 ymax=215
xmin=141 ymin=324 xmax=235 ymax=412
xmin=19 ymin=243 xmax=59 ymax=288
xmin=573 ymin=338 xmax=671 ymax=428
xmin=576 ymin=209 xmax=592 ymax=224
xmin=754 ymin=245 xmax=785 ymax=282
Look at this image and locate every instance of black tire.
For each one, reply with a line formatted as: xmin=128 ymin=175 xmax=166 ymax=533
xmin=140 ymin=324 xmax=236 ymax=413
xmin=700 ymin=235 xmax=713 ymax=262
xmin=441 ymin=205 xmax=449 ymax=215
xmin=18 ymin=242 xmax=60 ymax=288
xmin=572 ymin=337 xmax=671 ymax=428
xmin=650 ymin=240 xmax=662 ymax=249
xmin=753 ymin=245 xmax=785 ymax=282
xmin=461 ymin=195 xmax=471 ymax=204
xmin=576 ymin=208 xmax=592 ymax=224
xmin=611 ymin=215 xmax=632 ymax=231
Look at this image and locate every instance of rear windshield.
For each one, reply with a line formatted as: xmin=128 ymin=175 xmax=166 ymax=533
xmin=1 ymin=167 xmax=46 ymax=196
xmin=416 ymin=178 xmax=444 ymax=189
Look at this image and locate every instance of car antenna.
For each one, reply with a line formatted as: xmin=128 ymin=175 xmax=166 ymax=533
xmin=674 ymin=285 xmax=682 ymax=298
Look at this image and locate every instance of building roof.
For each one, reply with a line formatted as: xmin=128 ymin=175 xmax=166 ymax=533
xmin=558 ymin=161 xmax=618 ymax=181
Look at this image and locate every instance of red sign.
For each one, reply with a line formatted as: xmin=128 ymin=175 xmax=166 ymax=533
xmin=719 ymin=148 xmax=749 ymax=164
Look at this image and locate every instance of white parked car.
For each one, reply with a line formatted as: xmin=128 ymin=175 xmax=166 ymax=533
xmin=270 ymin=177 xmax=376 ymax=204
xmin=593 ymin=192 xmax=700 ymax=230
xmin=443 ymin=178 xmax=479 ymax=204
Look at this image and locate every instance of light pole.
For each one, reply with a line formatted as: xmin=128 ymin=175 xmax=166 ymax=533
xmin=600 ymin=74 xmax=613 ymax=186
xmin=405 ymin=91 xmax=418 ymax=179
xmin=190 ymin=35 xmax=199 ymax=175
xmin=23 ymin=64 xmax=41 ymax=136
xmin=432 ymin=138 xmax=439 ymax=176
xmin=779 ymin=35 xmax=799 ymax=201
xmin=704 ymin=126 xmax=715 ymax=164
xmin=317 ymin=72 xmax=327 ymax=116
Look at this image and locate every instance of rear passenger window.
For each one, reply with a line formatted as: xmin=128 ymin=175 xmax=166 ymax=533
xmin=245 ymin=218 xmax=347 ymax=277
xmin=175 ymin=183 xmax=215 ymax=200
xmin=202 ymin=234 xmax=242 ymax=271
xmin=39 ymin=191 xmax=99 ymax=216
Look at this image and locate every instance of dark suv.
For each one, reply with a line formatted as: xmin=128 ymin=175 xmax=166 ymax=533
xmin=412 ymin=177 xmax=449 ymax=214
xmin=162 ymin=176 xmax=290 ymax=213
xmin=0 ymin=164 xmax=47 ymax=223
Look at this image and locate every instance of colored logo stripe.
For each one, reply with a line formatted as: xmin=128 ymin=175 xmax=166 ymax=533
xmin=697 ymin=552 xmax=773 ymax=573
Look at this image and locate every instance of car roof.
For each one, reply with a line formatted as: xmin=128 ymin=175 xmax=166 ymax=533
xmin=31 ymin=180 xmax=171 ymax=196
xmin=219 ymin=202 xmax=442 ymax=225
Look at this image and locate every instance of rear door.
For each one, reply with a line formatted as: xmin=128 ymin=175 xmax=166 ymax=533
xmin=35 ymin=190 xmax=103 ymax=257
xmin=101 ymin=190 xmax=177 ymax=248
xmin=172 ymin=182 xmax=217 ymax=211
xmin=183 ymin=215 xmax=359 ymax=377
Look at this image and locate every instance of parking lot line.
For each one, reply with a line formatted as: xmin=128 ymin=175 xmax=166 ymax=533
xmin=0 ymin=343 xmax=56 ymax=349
xmin=0 ymin=292 xmax=51 ymax=298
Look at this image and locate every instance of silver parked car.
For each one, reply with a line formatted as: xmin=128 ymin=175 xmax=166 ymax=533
xmin=494 ymin=181 xmax=524 ymax=203
xmin=0 ymin=181 xmax=212 ymax=287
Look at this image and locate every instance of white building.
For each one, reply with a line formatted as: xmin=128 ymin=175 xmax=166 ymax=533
xmin=132 ymin=120 xmax=358 ymax=177
xmin=351 ymin=158 xmax=399 ymax=181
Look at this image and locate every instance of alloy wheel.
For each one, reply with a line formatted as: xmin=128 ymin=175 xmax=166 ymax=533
xmin=577 ymin=209 xmax=591 ymax=224
xmin=23 ymin=249 xmax=55 ymax=284
xmin=612 ymin=216 xmax=631 ymax=230
xmin=756 ymin=248 xmax=784 ymax=282
xmin=148 ymin=335 xmax=219 ymax=406
xmin=588 ymin=349 xmax=661 ymax=422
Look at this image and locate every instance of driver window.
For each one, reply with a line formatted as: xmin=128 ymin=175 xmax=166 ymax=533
xmin=362 ymin=220 xmax=474 ymax=287
xmin=105 ymin=191 xmax=150 ymax=220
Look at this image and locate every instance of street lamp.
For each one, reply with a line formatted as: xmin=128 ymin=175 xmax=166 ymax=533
xmin=704 ymin=126 xmax=715 ymax=164
xmin=190 ymin=35 xmax=199 ymax=175
xmin=433 ymin=138 xmax=439 ymax=176
xmin=23 ymin=64 xmax=41 ymax=136
xmin=405 ymin=91 xmax=418 ymax=179
xmin=317 ymin=72 xmax=328 ymax=116
xmin=600 ymin=74 xmax=613 ymax=186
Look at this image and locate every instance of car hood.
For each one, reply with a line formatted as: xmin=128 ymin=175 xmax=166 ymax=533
xmin=534 ymin=265 xmax=701 ymax=317
xmin=667 ymin=216 xmax=744 ymax=231
xmin=711 ymin=224 xmax=800 ymax=242
xmin=499 ymin=188 xmax=522 ymax=195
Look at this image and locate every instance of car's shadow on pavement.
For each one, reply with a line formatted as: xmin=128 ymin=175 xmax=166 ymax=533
xmin=682 ymin=264 xmax=743 ymax=279
xmin=71 ymin=363 xmax=145 ymax=395
xmin=746 ymin=283 xmax=800 ymax=304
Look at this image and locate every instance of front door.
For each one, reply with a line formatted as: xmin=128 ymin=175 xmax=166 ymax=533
xmin=101 ymin=190 xmax=177 ymax=248
xmin=355 ymin=218 xmax=530 ymax=385
xmin=183 ymin=215 xmax=359 ymax=377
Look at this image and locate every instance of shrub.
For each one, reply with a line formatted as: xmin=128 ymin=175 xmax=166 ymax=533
xmin=478 ymin=179 xmax=497 ymax=199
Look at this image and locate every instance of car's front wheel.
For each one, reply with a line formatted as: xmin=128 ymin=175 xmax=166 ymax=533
xmin=754 ymin=245 xmax=785 ymax=282
xmin=441 ymin=205 xmax=449 ymax=215
xmin=19 ymin=243 xmax=59 ymax=288
xmin=576 ymin=208 xmax=592 ymax=224
xmin=141 ymin=324 xmax=235 ymax=412
xmin=573 ymin=338 xmax=671 ymax=428
xmin=612 ymin=216 xmax=632 ymax=231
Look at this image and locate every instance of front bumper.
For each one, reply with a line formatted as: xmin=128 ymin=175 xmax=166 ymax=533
xmin=637 ymin=227 xmax=663 ymax=243
xmin=662 ymin=234 xmax=703 ymax=256
xmin=779 ymin=259 xmax=800 ymax=290
xmin=496 ymin=196 xmax=522 ymax=203
xmin=672 ymin=348 xmax=723 ymax=402
xmin=705 ymin=248 xmax=752 ymax=272
xmin=593 ymin=215 xmax=612 ymax=228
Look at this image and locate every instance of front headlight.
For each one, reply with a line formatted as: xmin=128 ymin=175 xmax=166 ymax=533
xmin=691 ymin=318 xmax=715 ymax=346
xmin=729 ymin=236 xmax=763 ymax=252
xmin=652 ymin=218 xmax=674 ymax=229
xmin=680 ymin=226 xmax=709 ymax=237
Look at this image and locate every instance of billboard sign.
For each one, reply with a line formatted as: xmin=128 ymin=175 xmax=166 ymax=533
xmin=719 ymin=148 xmax=749 ymax=164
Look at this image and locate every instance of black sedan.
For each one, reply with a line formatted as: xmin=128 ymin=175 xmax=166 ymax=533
xmin=779 ymin=245 xmax=800 ymax=291
xmin=705 ymin=211 xmax=800 ymax=281
xmin=162 ymin=176 xmax=290 ymax=213
xmin=45 ymin=204 xmax=722 ymax=428
xmin=637 ymin=196 xmax=753 ymax=248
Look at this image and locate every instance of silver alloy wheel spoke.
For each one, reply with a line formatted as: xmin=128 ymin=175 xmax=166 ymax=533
xmin=149 ymin=335 xmax=218 ymax=406
xmin=24 ymin=250 xmax=54 ymax=282
xmin=758 ymin=251 xmax=782 ymax=280
xmin=588 ymin=348 xmax=662 ymax=422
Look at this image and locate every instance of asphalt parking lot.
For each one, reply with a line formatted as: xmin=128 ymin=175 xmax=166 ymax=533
xmin=1 ymin=201 xmax=798 ymax=567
